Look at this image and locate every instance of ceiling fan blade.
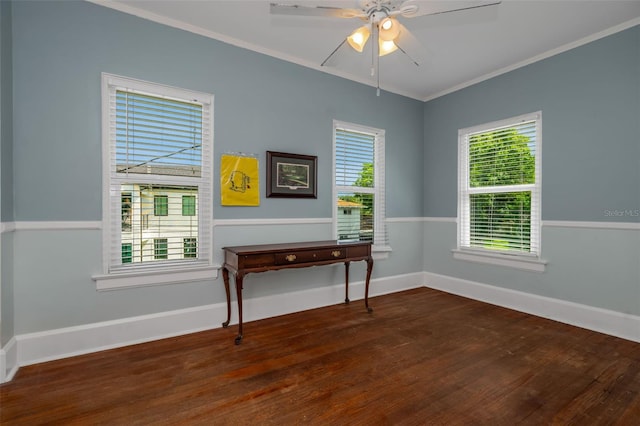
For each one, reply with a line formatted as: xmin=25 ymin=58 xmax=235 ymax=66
xmin=393 ymin=22 xmax=425 ymax=66
xmin=320 ymin=38 xmax=349 ymax=67
xmin=400 ymin=0 xmax=501 ymax=18
xmin=270 ymin=3 xmax=364 ymax=19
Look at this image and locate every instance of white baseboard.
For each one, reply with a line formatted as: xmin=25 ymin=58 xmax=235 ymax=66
xmin=16 ymin=304 xmax=226 ymax=368
xmin=424 ymin=271 xmax=640 ymax=343
xmin=240 ymin=272 xmax=422 ymax=324
xmin=8 ymin=273 xmax=423 ymax=380
xmin=9 ymin=269 xmax=634 ymax=384
xmin=1 ymin=337 xmax=18 ymax=383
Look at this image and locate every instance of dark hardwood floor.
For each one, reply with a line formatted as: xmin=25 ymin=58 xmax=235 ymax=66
xmin=2 ymin=287 xmax=639 ymax=425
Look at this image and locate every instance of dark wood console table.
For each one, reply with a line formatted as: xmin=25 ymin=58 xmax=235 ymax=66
xmin=221 ymin=240 xmax=374 ymax=344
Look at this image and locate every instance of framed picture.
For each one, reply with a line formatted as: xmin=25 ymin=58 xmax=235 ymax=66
xmin=266 ymin=151 xmax=317 ymax=198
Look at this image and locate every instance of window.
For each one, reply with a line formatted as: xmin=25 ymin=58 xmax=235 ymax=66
xmin=184 ymin=238 xmax=197 ymax=258
xmin=182 ymin=195 xmax=196 ymax=216
xmin=122 ymin=243 xmax=132 ymax=264
xmin=456 ymin=111 xmax=543 ymax=271
xmin=154 ymin=239 xmax=168 ymax=260
xmin=333 ymin=121 xmax=389 ymax=252
xmin=154 ymin=195 xmax=168 ymax=216
xmin=96 ymin=73 xmax=214 ymax=289
xmin=121 ymin=193 xmax=132 ymax=231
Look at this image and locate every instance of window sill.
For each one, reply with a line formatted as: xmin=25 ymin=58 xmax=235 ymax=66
xmin=452 ymin=249 xmax=546 ymax=272
xmin=372 ymin=244 xmax=392 ymax=260
xmin=93 ymin=265 xmax=219 ymax=291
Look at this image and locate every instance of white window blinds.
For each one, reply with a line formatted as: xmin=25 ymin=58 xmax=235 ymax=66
xmin=334 ymin=122 xmax=389 ymax=251
xmin=102 ymin=74 xmax=213 ymax=275
xmin=459 ymin=112 xmax=541 ymax=257
xmin=115 ymin=91 xmax=203 ymax=177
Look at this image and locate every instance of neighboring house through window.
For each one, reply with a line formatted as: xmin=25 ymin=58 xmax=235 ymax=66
xmin=154 ymin=195 xmax=168 ymax=216
xmin=333 ymin=120 xmax=389 ymax=253
xmin=184 ymin=238 xmax=197 ymax=258
xmin=121 ymin=243 xmax=132 ymax=264
xmin=154 ymin=238 xmax=168 ymax=260
xmin=455 ymin=111 xmax=544 ymax=271
xmin=121 ymin=193 xmax=131 ymax=231
xmin=96 ymin=73 xmax=214 ymax=289
xmin=182 ymin=195 xmax=196 ymax=216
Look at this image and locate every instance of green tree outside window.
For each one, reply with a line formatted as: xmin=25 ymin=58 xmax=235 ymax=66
xmin=468 ymin=129 xmax=535 ymax=252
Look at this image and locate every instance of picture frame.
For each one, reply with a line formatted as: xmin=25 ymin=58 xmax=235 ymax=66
xmin=266 ymin=151 xmax=317 ymax=198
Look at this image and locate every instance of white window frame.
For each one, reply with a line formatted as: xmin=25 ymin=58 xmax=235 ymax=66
xmin=94 ymin=73 xmax=216 ymax=290
xmin=333 ymin=120 xmax=390 ymax=256
xmin=454 ymin=111 xmax=546 ymax=272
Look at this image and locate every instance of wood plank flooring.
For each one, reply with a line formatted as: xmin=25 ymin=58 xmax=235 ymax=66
xmin=1 ymin=287 xmax=639 ymax=425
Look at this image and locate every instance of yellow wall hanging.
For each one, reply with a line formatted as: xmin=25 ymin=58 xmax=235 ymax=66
xmin=220 ymin=153 xmax=260 ymax=206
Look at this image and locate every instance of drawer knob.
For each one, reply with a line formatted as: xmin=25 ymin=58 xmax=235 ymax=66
xmin=285 ymin=254 xmax=297 ymax=262
xmin=332 ymin=250 xmax=341 ymax=258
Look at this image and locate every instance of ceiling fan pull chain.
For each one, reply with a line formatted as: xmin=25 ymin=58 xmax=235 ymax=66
xmin=373 ymin=21 xmax=380 ymax=96
xmin=370 ymin=21 xmax=375 ymax=77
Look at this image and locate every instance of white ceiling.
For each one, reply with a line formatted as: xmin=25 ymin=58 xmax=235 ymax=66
xmin=95 ymin=0 xmax=640 ymax=101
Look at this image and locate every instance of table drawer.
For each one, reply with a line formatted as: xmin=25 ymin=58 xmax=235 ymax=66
xmin=238 ymin=253 xmax=275 ymax=268
xmin=275 ymin=248 xmax=347 ymax=265
xmin=345 ymin=244 xmax=371 ymax=258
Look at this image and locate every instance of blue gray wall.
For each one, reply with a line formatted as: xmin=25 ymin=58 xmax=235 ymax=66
xmin=0 ymin=0 xmax=637 ymax=345
xmin=1 ymin=0 xmax=15 ymax=347
xmin=0 ymin=0 xmax=12 ymax=223
xmin=423 ymin=25 xmax=640 ymax=315
xmin=4 ymin=1 xmax=424 ymax=336
xmin=12 ymin=1 xmax=424 ymax=222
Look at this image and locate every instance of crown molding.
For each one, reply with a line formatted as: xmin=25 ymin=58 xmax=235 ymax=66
xmin=421 ymin=17 xmax=640 ymax=102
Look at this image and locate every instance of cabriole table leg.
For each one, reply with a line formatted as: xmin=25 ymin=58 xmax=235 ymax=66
xmin=344 ymin=261 xmax=351 ymax=304
xmin=222 ymin=267 xmax=231 ymax=328
xmin=365 ymin=257 xmax=374 ymax=313
xmin=234 ymin=273 xmax=245 ymax=345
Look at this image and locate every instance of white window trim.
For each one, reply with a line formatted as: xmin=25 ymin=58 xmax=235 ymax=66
xmin=94 ymin=73 xmax=215 ymax=290
xmin=455 ymin=111 xmax=544 ymax=272
xmin=451 ymin=248 xmax=547 ymax=272
xmin=333 ymin=120 xmax=391 ymax=256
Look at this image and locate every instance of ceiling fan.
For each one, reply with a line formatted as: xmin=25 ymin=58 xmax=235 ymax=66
xmin=270 ymin=0 xmax=502 ymax=94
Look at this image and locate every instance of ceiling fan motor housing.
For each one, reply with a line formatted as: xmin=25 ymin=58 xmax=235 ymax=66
xmin=370 ymin=10 xmax=391 ymax=23
xmin=360 ymin=0 xmax=419 ymax=22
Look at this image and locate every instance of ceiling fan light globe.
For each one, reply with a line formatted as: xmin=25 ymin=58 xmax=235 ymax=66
xmin=347 ymin=26 xmax=370 ymax=53
xmin=379 ymin=39 xmax=398 ymax=56
xmin=378 ymin=17 xmax=400 ymax=42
